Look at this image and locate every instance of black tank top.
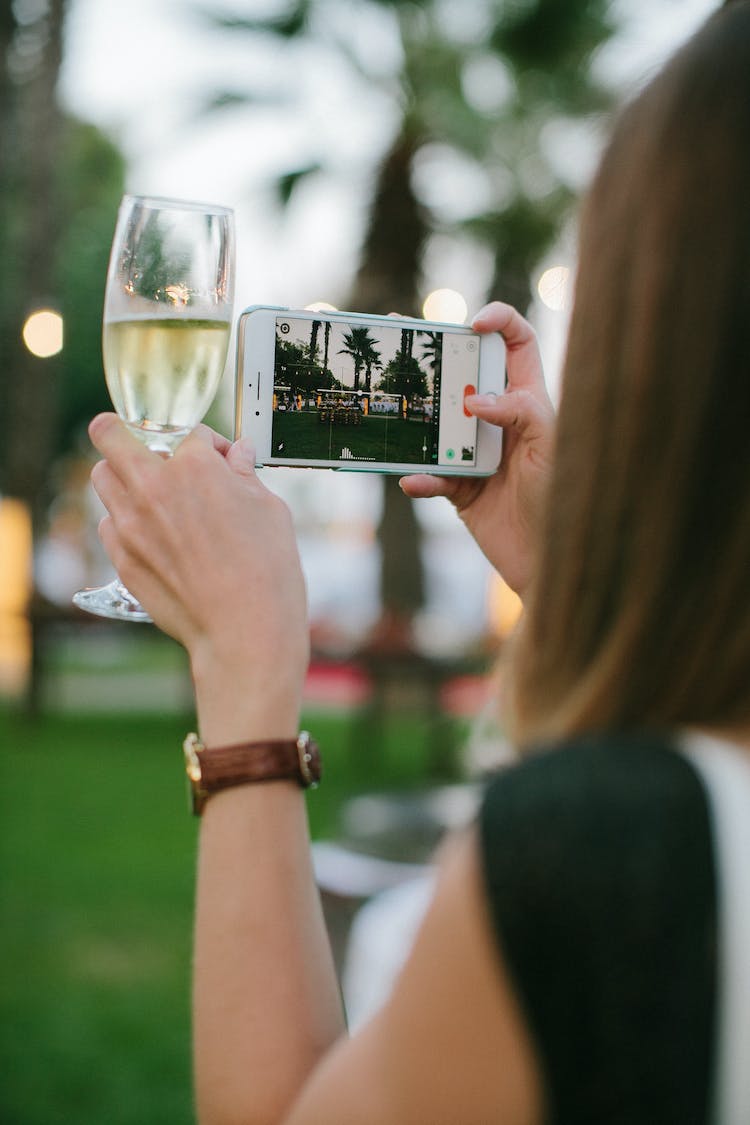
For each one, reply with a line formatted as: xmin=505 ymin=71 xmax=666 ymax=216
xmin=478 ymin=732 xmax=717 ymax=1124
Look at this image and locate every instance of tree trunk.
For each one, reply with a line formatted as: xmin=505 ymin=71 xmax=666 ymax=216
xmin=347 ymin=129 xmax=430 ymax=637
xmin=349 ymin=131 xmax=427 ymax=319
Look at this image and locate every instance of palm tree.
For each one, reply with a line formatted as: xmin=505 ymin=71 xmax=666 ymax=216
xmin=338 ymin=326 xmax=382 ymax=393
xmin=361 ymin=339 xmax=383 ymax=394
xmin=418 ymin=331 xmax=442 ymax=386
xmin=322 ymin=320 xmax=331 ymax=380
xmin=308 ymin=319 xmax=320 ymax=367
xmin=194 ymin=0 xmax=619 ymax=639
xmin=195 ymin=1 xmax=616 ymax=315
xmin=338 ymin=329 xmax=365 ymax=391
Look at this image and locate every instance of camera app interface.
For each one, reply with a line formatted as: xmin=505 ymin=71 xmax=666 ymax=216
xmin=271 ymin=316 xmax=480 ymax=467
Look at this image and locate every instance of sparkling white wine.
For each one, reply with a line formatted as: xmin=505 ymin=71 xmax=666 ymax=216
xmin=103 ymin=318 xmax=231 ymax=447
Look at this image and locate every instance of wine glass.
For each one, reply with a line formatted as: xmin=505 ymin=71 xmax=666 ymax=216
xmin=73 ymin=194 xmax=235 ymax=622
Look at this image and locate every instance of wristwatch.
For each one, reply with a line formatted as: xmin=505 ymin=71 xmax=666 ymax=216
xmin=183 ymin=730 xmax=321 ymax=815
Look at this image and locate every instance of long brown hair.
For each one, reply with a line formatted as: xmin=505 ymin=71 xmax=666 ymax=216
xmin=511 ymin=3 xmax=750 ymax=746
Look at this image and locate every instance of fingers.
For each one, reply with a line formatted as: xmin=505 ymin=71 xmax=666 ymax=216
xmin=472 ymin=300 xmax=534 ymax=341
xmin=90 ymin=457 xmax=128 ymax=512
xmin=471 ymin=302 xmax=548 ymax=397
xmin=465 ymin=387 xmax=554 ymax=443
xmin=193 ymin=423 xmax=233 ymax=457
xmin=176 ymin=426 xmax=256 ymax=480
xmin=88 ymin=414 xmax=156 ymax=483
xmin=224 ymin=437 xmax=257 ymax=479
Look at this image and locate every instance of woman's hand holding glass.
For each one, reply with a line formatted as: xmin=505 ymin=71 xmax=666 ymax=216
xmin=88 ymin=415 xmax=309 ymax=746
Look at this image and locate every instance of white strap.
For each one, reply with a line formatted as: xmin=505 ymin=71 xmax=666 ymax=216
xmin=681 ymin=732 xmax=750 ymax=1125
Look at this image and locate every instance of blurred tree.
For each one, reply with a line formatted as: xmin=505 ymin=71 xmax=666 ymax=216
xmin=195 ymin=0 xmax=619 ymax=641
xmin=0 ymin=0 xmax=67 ymax=526
xmin=0 ymin=0 xmax=125 ymax=528
xmin=55 ymin=122 xmax=127 ymax=459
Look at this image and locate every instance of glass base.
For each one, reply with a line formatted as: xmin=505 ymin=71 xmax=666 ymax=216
xmin=72 ymin=578 xmax=153 ymax=623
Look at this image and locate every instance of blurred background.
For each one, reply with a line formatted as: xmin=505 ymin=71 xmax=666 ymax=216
xmin=0 ymin=1 xmax=717 ymax=1121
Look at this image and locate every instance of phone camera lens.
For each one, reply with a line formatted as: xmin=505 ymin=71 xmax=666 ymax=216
xmin=280 ymin=322 xmax=290 ymax=335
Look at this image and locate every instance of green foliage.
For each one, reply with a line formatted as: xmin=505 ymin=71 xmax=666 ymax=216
xmin=492 ymin=0 xmax=615 ymax=72
xmin=54 ymin=119 xmax=126 ymax=456
xmin=275 ymin=162 xmax=323 ymax=207
xmin=0 ymin=111 xmax=125 ymax=488
xmin=195 ymin=0 xmax=311 ymax=38
xmin=0 ymin=3 xmax=125 ymax=509
xmin=275 ymin=334 xmax=333 ymax=394
xmin=465 ymin=185 xmax=573 ymax=283
xmin=195 ymin=0 xmax=619 ymax=316
xmin=378 ymin=350 xmax=429 ymax=400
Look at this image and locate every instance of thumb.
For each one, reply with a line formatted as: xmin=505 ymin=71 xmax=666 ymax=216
xmin=399 ymin=473 xmax=462 ymax=502
xmin=225 ymin=437 xmax=257 ymax=478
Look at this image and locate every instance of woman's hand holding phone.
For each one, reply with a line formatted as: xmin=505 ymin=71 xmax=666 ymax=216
xmin=399 ymin=302 xmax=555 ymax=596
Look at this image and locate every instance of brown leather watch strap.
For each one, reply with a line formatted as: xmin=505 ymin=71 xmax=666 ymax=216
xmin=184 ymin=731 xmax=321 ymax=815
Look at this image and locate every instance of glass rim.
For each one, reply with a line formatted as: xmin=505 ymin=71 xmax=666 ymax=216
xmin=120 ymin=193 xmax=234 ymax=217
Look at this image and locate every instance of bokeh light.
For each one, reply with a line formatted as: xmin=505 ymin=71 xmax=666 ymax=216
xmin=22 ymin=308 xmax=64 ymax=358
xmin=488 ymin=573 xmax=523 ymax=639
xmin=0 ymin=498 xmax=32 ymax=695
xmin=422 ymin=288 xmax=468 ymax=324
xmin=537 ymin=266 xmax=570 ymax=312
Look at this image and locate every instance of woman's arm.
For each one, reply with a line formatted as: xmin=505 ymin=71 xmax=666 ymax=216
xmin=89 ymin=416 xmax=345 ymax=1121
xmin=88 ymin=414 xmax=543 ymax=1124
xmin=192 ymin=785 xmax=343 ymax=1125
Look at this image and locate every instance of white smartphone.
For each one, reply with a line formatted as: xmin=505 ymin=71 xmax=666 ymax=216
xmin=235 ymin=306 xmax=505 ymax=474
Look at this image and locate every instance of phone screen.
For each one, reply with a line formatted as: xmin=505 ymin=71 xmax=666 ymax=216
xmin=270 ymin=315 xmax=481 ymax=468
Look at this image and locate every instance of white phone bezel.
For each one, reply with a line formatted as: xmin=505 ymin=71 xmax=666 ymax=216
xmin=235 ymin=306 xmax=505 ymax=475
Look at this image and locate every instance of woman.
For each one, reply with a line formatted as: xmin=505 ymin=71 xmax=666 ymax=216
xmin=88 ymin=3 xmax=750 ymax=1122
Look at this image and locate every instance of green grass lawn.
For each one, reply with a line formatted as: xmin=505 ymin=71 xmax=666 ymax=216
xmin=0 ymin=702 xmax=460 ymax=1124
xmin=272 ymin=408 xmax=434 ymax=464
